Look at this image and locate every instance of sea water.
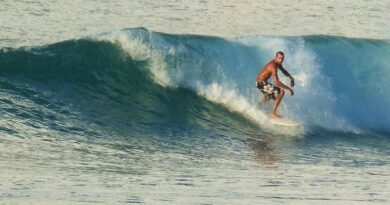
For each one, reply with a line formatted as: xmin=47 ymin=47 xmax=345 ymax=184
xmin=0 ymin=1 xmax=389 ymax=204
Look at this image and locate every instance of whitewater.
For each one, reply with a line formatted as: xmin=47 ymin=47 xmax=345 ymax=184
xmin=0 ymin=1 xmax=389 ymax=204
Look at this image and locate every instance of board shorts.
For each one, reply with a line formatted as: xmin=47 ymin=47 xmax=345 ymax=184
xmin=256 ymin=81 xmax=281 ymax=100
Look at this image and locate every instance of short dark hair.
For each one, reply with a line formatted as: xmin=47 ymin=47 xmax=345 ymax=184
xmin=276 ymin=51 xmax=284 ymax=56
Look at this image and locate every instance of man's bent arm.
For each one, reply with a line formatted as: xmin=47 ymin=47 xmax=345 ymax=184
xmin=272 ymin=68 xmax=291 ymax=90
xmin=278 ymin=64 xmax=295 ymax=87
xmin=278 ymin=65 xmax=293 ymax=79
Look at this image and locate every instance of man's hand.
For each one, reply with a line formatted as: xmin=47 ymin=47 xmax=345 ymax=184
xmin=290 ymin=77 xmax=295 ymax=87
xmin=288 ymin=88 xmax=294 ymax=96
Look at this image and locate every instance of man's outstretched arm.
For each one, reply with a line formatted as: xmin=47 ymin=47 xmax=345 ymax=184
xmin=278 ymin=65 xmax=294 ymax=87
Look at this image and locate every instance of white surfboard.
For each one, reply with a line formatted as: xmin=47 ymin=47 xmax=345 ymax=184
xmin=269 ymin=118 xmax=302 ymax=128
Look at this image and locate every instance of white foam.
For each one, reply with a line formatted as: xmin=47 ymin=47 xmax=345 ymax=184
xmin=196 ymin=82 xmax=267 ymax=123
xmin=238 ymin=36 xmax=359 ymax=133
xmin=96 ymin=31 xmax=173 ymax=87
xmin=195 ymin=82 xmax=304 ymax=136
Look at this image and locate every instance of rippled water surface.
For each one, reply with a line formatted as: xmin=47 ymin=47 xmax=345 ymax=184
xmin=0 ymin=0 xmax=388 ymax=47
xmin=0 ymin=1 xmax=389 ymax=204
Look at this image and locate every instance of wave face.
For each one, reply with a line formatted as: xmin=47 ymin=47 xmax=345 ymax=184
xmin=0 ymin=28 xmax=389 ymax=137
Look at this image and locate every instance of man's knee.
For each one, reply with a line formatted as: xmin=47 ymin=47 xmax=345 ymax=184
xmin=280 ymin=89 xmax=285 ymax=96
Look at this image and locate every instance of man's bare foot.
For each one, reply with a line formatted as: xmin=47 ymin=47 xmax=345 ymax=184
xmin=270 ymin=113 xmax=283 ymax=119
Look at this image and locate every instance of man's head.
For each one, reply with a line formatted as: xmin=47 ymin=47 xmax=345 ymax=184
xmin=274 ymin=51 xmax=284 ymax=65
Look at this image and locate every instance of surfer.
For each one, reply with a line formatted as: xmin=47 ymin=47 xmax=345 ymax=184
xmin=256 ymin=51 xmax=295 ymax=119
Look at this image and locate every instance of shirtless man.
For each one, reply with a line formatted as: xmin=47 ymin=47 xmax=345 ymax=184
xmin=256 ymin=51 xmax=295 ymax=119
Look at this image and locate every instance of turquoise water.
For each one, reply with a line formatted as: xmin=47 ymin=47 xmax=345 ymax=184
xmin=0 ymin=1 xmax=389 ymax=204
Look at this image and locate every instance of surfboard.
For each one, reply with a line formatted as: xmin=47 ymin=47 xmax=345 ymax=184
xmin=268 ymin=118 xmax=302 ymax=127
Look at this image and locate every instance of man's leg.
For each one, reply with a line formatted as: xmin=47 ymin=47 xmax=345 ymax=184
xmin=271 ymin=89 xmax=285 ymax=119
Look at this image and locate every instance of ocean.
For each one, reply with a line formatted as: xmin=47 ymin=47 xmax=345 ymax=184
xmin=0 ymin=1 xmax=389 ymax=204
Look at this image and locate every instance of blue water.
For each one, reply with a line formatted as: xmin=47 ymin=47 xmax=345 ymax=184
xmin=0 ymin=28 xmax=389 ymax=204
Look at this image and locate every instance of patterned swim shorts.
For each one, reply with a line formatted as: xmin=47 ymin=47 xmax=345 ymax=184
xmin=256 ymin=81 xmax=281 ymax=100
